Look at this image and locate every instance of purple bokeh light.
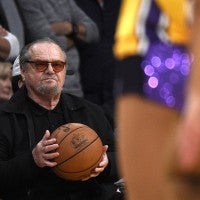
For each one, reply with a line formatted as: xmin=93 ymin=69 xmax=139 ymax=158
xmin=165 ymin=58 xmax=175 ymax=69
xmin=148 ymin=77 xmax=158 ymax=88
xmin=142 ymin=42 xmax=191 ymax=110
xmin=144 ymin=65 xmax=154 ymax=76
xmin=151 ymin=56 xmax=161 ymax=68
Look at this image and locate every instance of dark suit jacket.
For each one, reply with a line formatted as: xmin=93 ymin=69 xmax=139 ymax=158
xmin=0 ymin=86 xmax=119 ymax=199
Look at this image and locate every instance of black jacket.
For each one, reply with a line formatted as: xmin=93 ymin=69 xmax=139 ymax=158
xmin=0 ymin=87 xmax=118 ymax=199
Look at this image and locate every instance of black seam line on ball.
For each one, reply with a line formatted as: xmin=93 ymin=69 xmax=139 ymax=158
xmin=56 ymin=136 xmax=100 ymax=166
xmin=57 ymin=150 xmax=103 ymax=173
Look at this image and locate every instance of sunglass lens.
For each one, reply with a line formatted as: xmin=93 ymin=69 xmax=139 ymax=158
xmin=35 ymin=62 xmax=48 ymax=72
xmin=52 ymin=62 xmax=65 ymax=72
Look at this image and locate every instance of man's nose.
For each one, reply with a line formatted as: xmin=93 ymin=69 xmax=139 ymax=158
xmin=46 ymin=63 xmax=55 ymax=72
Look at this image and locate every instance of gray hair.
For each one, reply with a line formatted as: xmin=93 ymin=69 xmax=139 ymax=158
xmin=19 ymin=37 xmax=67 ymax=69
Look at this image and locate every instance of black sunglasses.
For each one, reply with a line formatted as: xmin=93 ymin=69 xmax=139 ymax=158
xmin=25 ymin=60 xmax=66 ymax=73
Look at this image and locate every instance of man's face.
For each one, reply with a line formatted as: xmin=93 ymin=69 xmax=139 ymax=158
xmin=21 ymin=42 xmax=66 ymax=97
xmin=0 ymin=74 xmax=12 ymax=101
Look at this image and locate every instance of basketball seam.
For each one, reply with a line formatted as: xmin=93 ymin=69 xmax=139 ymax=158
xmin=58 ymin=126 xmax=86 ymax=145
xmin=56 ymin=136 xmax=100 ymax=166
xmin=56 ymin=149 xmax=103 ymax=174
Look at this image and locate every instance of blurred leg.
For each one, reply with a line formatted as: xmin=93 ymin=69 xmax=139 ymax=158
xmin=116 ymin=95 xmax=179 ymax=200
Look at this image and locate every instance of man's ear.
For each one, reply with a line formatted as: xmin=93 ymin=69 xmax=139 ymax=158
xmin=20 ymin=66 xmax=26 ymax=75
xmin=20 ymin=67 xmax=25 ymax=81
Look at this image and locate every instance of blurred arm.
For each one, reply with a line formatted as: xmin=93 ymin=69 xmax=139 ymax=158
xmin=0 ymin=37 xmax=10 ymax=60
xmin=173 ymin=0 xmax=200 ymax=173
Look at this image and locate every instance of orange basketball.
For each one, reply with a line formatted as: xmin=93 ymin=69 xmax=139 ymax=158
xmin=50 ymin=123 xmax=103 ymax=181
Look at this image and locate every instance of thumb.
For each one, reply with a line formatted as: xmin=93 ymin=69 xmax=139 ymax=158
xmin=42 ymin=130 xmax=51 ymax=141
xmin=103 ymin=145 xmax=108 ymax=153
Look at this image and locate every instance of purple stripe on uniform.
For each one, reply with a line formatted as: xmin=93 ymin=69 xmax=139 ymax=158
xmin=146 ymin=1 xmax=161 ymax=43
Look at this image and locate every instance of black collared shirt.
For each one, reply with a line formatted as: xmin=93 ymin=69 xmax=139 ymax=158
xmin=27 ymin=96 xmax=65 ymax=143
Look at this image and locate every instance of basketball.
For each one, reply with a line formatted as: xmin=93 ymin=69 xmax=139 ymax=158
xmin=50 ymin=123 xmax=103 ymax=181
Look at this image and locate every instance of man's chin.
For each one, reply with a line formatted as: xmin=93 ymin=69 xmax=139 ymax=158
xmin=37 ymin=85 xmax=59 ymax=96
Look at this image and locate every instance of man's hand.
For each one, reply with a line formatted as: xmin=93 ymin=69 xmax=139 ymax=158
xmin=82 ymin=145 xmax=109 ymax=181
xmin=0 ymin=25 xmax=8 ymax=37
xmin=32 ymin=130 xmax=59 ymax=168
xmin=51 ymin=21 xmax=72 ymax=36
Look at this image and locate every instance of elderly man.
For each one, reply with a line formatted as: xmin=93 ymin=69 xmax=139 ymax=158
xmin=0 ymin=38 xmax=118 ymax=199
xmin=17 ymin=0 xmax=99 ymax=97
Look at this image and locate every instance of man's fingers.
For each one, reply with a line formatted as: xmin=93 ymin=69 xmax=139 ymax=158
xmin=44 ymin=160 xmax=58 ymax=167
xmin=43 ymin=143 xmax=59 ymax=153
xmin=43 ymin=144 xmax=59 ymax=153
xmin=43 ymin=152 xmax=59 ymax=160
xmin=43 ymin=138 xmax=57 ymax=146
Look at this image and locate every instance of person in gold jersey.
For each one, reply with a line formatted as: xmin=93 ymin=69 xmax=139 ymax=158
xmin=113 ymin=0 xmax=193 ymax=199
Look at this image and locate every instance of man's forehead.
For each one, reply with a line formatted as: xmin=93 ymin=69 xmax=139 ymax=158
xmin=31 ymin=42 xmax=61 ymax=51
xmin=30 ymin=42 xmax=64 ymax=58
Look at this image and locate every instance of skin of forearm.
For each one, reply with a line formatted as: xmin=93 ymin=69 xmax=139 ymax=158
xmin=0 ymin=37 xmax=10 ymax=60
xmin=187 ymin=0 xmax=200 ymax=97
xmin=51 ymin=21 xmax=72 ymax=35
xmin=50 ymin=21 xmax=86 ymax=41
xmin=75 ymin=24 xmax=86 ymax=41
